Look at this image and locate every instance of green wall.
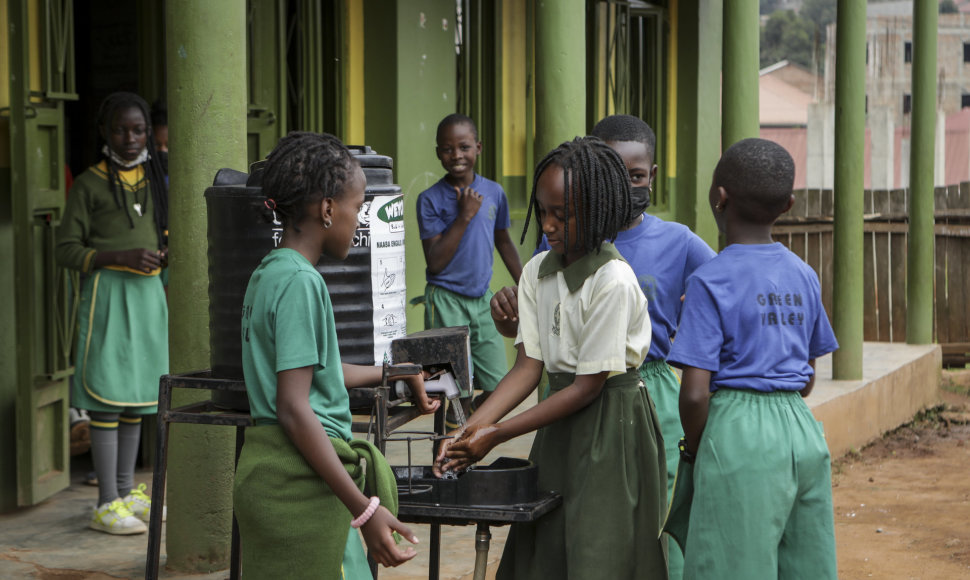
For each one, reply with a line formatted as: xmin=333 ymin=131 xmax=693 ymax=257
xmin=364 ymin=0 xmax=457 ymax=334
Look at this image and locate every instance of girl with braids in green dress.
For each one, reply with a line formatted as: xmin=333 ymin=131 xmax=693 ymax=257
xmin=56 ymin=91 xmax=169 ymax=535
xmin=233 ymin=132 xmax=438 ymax=578
xmin=436 ymin=136 xmax=669 ymax=579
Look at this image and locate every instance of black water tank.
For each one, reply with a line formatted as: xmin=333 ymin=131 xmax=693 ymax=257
xmin=205 ymin=146 xmax=408 ymax=388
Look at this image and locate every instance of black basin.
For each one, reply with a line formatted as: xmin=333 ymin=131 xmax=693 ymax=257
xmin=393 ymin=457 xmax=538 ymax=507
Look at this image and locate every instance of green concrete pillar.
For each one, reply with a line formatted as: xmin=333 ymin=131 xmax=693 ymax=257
xmin=906 ymin=0 xmax=937 ymax=345
xmin=673 ymin=0 xmax=721 ymax=249
xmin=832 ymin=1 xmax=866 ymax=380
xmin=721 ymin=0 xmax=759 ymax=148
xmin=534 ymin=0 xmax=585 ymax=159
xmin=164 ymin=0 xmax=247 ymax=571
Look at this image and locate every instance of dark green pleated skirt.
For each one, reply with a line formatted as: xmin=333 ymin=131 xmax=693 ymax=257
xmin=496 ymin=370 xmax=669 ymax=580
xmin=233 ymin=426 xmax=372 ymax=580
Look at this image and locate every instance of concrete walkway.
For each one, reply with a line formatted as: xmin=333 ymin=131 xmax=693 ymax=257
xmin=0 ymin=343 xmax=940 ymax=579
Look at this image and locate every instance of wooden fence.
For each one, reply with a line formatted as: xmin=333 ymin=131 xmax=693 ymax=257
xmin=772 ymin=183 xmax=970 ymax=367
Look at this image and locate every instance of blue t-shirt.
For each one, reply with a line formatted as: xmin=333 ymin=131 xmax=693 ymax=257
xmin=241 ymin=248 xmax=352 ymax=440
xmin=667 ymin=242 xmax=839 ymax=393
xmin=537 ymin=214 xmax=715 ymax=361
xmin=416 ymin=174 xmax=512 ymax=298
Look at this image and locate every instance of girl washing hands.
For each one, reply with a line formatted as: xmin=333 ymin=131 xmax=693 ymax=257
xmin=435 ymin=136 xmax=668 ymax=579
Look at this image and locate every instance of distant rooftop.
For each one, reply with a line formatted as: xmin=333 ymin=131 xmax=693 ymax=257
xmin=867 ymin=1 xmax=912 ymax=18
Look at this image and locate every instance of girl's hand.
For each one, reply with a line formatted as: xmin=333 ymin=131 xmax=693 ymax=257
xmin=116 ymin=248 xmax=164 ymax=273
xmin=360 ymin=506 xmax=418 ymax=567
xmin=399 ymin=369 xmax=440 ymax=415
xmin=432 ymin=428 xmax=464 ymax=477
xmin=437 ymin=424 xmax=502 ymax=474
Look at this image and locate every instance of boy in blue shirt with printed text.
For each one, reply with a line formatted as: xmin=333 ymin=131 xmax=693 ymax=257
xmin=667 ymin=138 xmax=839 ymax=579
xmin=417 ymin=114 xmax=523 ymax=418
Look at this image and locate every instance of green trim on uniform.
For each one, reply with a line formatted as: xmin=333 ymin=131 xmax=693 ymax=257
xmin=639 ymin=359 xmax=685 ymax=579
xmin=684 ymin=389 xmax=837 ymax=579
xmin=497 ymin=369 xmax=669 ymax=579
xmin=423 ymin=284 xmax=507 ymax=393
xmin=73 ymin=269 xmax=167 ymax=414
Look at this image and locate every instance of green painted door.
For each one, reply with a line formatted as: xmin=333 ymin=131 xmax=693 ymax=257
xmin=7 ymin=0 xmax=77 ymax=506
xmin=247 ymin=0 xmax=288 ymax=165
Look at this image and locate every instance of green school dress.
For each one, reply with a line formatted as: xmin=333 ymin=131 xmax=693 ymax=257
xmin=56 ymin=162 xmax=168 ymax=414
xmin=234 ymin=249 xmax=384 ymax=579
xmin=497 ymin=247 xmax=668 ymax=580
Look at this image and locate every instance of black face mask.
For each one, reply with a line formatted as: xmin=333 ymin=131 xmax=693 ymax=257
xmin=628 ymin=185 xmax=651 ymax=221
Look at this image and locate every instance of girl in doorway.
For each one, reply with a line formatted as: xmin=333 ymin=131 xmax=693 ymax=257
xmin=436 ymin=136 xmax=669 ymax=579
xmin=56 ymin=91 xmax=169 ymax=535
xmin=233 ymin=132 xmax=438 ymax=578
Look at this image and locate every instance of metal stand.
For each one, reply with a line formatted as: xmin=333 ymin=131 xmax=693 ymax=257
xmin=145 ymin=371 xmax=252 ymax=580
xmin=396 ymin=492 xmax=563 ymax=580
xmin=145 ymin=365 xmax=433 ymax=580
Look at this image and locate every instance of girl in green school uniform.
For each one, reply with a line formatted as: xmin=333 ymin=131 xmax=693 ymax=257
xmin=232 ymin=132 xmax=439 ymax=579
xmin=436 ymin=137 xmax=669 ymax=579
xmin=56 ymin=91 xmax=169 ymax=535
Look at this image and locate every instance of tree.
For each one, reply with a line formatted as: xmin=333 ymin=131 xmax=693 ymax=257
xmin=801 ymin=0 xmax=837 ymax=42
xmin=760 ymin=10 xmax=816 ymax=70
xmin=941 ymin=0 xmax=958 ymax=14
xmin=760 ymin=0 xmax=781 ymax=15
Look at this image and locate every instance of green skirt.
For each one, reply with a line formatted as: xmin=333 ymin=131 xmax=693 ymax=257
xmin=233 ymin=426 xmax=377 ymax=580
xmin=73 ymin=268 xmax=168 ymax=414
xmin=497 ymin=370 xmax=669 ymax=580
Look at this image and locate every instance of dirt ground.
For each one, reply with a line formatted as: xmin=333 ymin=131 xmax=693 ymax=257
xmin=832 ymin=377 xmax=970 ymax=580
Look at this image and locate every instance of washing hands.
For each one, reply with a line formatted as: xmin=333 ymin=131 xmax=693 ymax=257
xmin=432 ymin=424 xmax=504 ymax=477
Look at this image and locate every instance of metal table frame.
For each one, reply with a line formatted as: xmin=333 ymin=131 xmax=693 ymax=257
xmin=397 ymin=493 xmax=563 ymax=580
xmin=144 ymin=366 xmax=432 ymax=580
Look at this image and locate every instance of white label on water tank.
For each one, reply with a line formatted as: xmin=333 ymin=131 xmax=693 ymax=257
xmin=369 ymin=195 xmax=408 ymax=364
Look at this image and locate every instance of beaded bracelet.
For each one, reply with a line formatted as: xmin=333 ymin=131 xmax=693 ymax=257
xmin=350 ymin=496 xmax=381 ymax=529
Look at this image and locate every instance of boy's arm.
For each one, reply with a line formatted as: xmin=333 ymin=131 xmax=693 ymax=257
xmin=421 ymin=187 xmax=482 ymax=275
xmin=494 ymin=228 xmax=523 ymax=283
xmin=800 ymin=359 xmax=818 ymax=398
xmin=679 ymin=366 xmax=712 ymax=455
xmin=490 ymin=286 xmax=519 ymax=338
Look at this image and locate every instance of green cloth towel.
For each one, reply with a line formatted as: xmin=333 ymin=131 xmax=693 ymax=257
xmin=332 ymin=436 xmax=399 ymax=518
xmin=662 ymin=459 xmax=695 ymax=555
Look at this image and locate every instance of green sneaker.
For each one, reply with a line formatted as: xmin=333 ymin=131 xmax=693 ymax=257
xmin=123 ymin=483 xmax=166 ymax=523
xmin=90 ymin=499 xmax=147 ymax=535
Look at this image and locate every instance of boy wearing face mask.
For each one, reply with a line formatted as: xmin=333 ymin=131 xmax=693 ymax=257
xmin=491 ymin=115 xmax=715 ymax=580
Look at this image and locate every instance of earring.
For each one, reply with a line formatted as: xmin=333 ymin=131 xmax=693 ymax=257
xmin=323 ymin=219 xmax=332 ymax=229
xmin=715 ymin=202 xmax=724 ymax=213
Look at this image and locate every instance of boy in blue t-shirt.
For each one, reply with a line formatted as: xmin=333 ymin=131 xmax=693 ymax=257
xmin=416 ymin=114 xmax=523 ymax=417
xmin=667 ymin=138 xmax=839 ymax=579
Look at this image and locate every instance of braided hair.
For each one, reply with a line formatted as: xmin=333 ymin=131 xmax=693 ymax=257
xmin=95 ymin=92 xmax=168 ymax=249
xmin=522 ymin=136 xmax=632 ymax=255
xmin=261 ymin=131 xmax=359 ymax=232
